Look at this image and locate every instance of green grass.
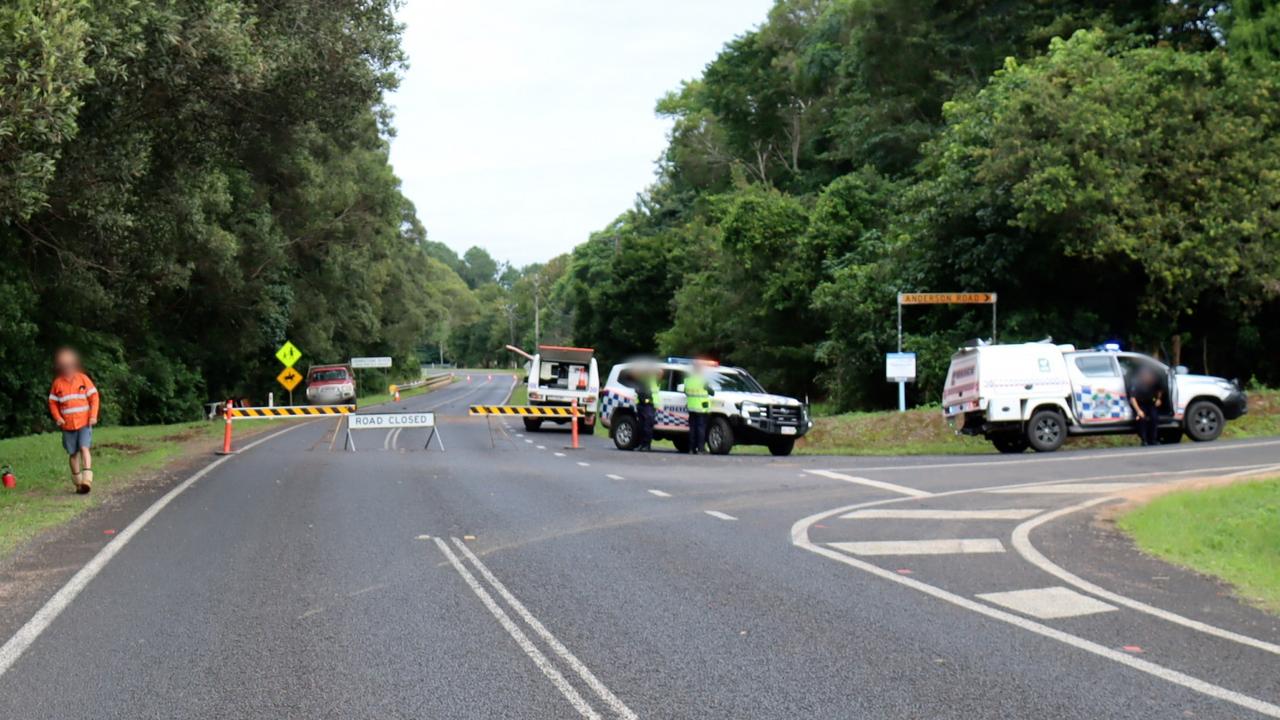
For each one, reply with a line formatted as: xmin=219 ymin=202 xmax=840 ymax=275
xmin=0 ymin=422 xmax=235 ymax=557
xmin=1119 ymin=477 xmax=1280 ymax=613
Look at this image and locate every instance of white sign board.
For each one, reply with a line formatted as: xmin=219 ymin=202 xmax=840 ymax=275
xmin=351 ymin=356 xmax=393 ymax=369
xmin=348 ymin=412 xmax=435 ymax=429
xmin=886 ymin=352 xmax=917 ymax=382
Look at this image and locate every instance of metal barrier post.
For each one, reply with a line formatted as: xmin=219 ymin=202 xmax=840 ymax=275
xmin=571 ymin=400 xmax=580 ymax=449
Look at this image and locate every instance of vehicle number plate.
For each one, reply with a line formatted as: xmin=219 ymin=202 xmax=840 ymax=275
xmin=781 ymin=427 xmax=797 ymax=435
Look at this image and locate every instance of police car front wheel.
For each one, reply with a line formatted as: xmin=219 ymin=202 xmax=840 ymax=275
xmin=707 ymin=417 xmax=735 ymax=455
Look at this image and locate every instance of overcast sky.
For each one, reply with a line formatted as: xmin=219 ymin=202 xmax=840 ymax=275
xmin=386 ymin=1 xmax=774 ymax=267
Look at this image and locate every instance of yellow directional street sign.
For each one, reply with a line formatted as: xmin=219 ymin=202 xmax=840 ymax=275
xmin=275 ymin=340 xmax=302 ymax=368
xmin=898 ymin=292 xmax=996 ymax=305
xmin=277 ymin=366 xmax=303 ymax=392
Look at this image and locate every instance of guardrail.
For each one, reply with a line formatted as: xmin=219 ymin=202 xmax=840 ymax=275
xmin=397 ymin=373 xmax=453 ymax=392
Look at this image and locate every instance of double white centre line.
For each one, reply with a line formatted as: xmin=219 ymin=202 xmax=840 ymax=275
xmin=435 ymin=538 xmax=636 ymax=719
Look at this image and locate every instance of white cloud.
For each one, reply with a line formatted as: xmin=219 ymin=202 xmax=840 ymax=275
xmin=386 ymin=0 xmax=774 ymax=266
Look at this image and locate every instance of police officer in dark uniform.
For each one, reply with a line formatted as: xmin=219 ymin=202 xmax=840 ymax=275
xmin=635 ymin=367 xmax=662 ymax=451
xmin=1128 ymin=365 xmax=1163 ymax=446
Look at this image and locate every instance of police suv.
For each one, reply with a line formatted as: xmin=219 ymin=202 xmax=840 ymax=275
xmin=598 ymin=358 xmax=813 ymax=455
xmin=943 ymin=341 xmax=1247 ymax=453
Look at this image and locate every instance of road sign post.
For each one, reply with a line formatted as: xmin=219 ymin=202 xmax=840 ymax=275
xmin=894 ymin=293 xmax=996 ymax=412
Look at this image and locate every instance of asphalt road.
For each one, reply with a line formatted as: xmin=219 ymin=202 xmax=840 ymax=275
xmin=1 ymin=376 xmax=1278 ymax=719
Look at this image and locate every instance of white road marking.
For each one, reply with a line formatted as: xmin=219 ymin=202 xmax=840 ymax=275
xmin=792 ymin=491 xmax=1280 ymax=718
xmin=819 ymin=438 xmax=1280 ymax=473
xmin=537 ymin=445 xmax=547 ymax=450
xmin=976 ymin=587 xmax=1118 ymax=619
xmin=433 ymin=539 xmax=601 ymax=719
xmin=606 ymin=474 xmax=624 ymax=481
xmin=804 ymin=470 xmax=931 ymax=498
xmin=988 ymin=482 xmax=1150 ymax=494
xmin=831 ymin=539 xmax=1005 ymax=556
xmin=1012 ymin=498 xmax=1280 ymax=656
xmin=554 ymin=452 xmax=566 ymax=457
xmin=704 ymin=511 xmax=737 ymax=521
xmin=516 ymin=434 xmax=525 ymax=438
xmin=525 ymin=439 xmax=533 ymax=444
xmin=577 ymin=462 xmax=590 ymax=467
xmin=841 ymin=508 xmax=1043 ymax=521
xmin=0 ymin=423 xmax=307 ymax=679
xmin=647 ymin=489 xmax=672 ymax=498
xmin=452 ymin=539 xmax=638 ymax=720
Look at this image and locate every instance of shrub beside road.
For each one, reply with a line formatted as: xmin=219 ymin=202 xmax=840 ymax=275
xmin=1119 ymin=477 xmax=1280 ymax=614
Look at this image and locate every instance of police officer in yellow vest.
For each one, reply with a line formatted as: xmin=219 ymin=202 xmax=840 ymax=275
xmin=683 ymin=364 xmax=714 ymax=454
xmin=635 ymin=367 xmax=663 ymax=451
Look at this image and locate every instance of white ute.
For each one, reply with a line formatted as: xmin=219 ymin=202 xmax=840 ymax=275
xmin=943 ymin=341 xmax=1247 ymax=453
xmin=599 ymin=358 xmax=813 ymax=455
xmin=521 ymin=345 xmax=600 ymax=432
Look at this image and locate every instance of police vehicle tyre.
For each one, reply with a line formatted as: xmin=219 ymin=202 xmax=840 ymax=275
xmin=671 ymin=437 xmax=690 ymax=454
xmin=768 ymin=438 xmax=795 ymax=456
xmin=1185 ymin=400 xmax=1224 ymax=442
xmin=612 ymin=414 xmax=639 ymax=451
xmin=707 ymin=417 xmax=735 ymax=455
xmin=1158 ymin=428 xmax=1184 ymax=445
xmin=991 ymin=435 xmax=1029 ymax=454
xmin=1026 ymin=409 xmax=1067 ymax=452
xmin=523 ymin=418 xmax=543 ymax=432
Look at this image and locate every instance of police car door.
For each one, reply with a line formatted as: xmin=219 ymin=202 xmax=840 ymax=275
xmin=660 ymin=368 xmax=691 ymax=433
xmin=1067 ymin=354 xmax=1133 ymax=426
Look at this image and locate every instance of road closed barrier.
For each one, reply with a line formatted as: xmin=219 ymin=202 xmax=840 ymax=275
xmin=344 ymin=412 xmax=443 ymax=452
xmin=218 ymin=404 xmax=355 ymax=454
xmin=470 ymin=402 xmax=585 ymax=449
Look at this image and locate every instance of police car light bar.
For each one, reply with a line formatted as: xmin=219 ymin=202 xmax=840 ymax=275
xmin=666 ymin=357 xmax=719 ymax=366
xmin=1095 ymin=342 xmax=1122 ymax=352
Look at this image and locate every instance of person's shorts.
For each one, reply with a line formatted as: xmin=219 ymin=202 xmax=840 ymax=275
xmin=62 ymin=427 xmax=93 ymax=455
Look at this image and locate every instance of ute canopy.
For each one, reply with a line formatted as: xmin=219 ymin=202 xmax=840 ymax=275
xmin=538 ymin=345 xmax=594 ymax=365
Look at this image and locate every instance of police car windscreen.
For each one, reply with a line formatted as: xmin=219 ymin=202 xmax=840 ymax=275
xmin=706 ymin=370 xmax=764 ymax=393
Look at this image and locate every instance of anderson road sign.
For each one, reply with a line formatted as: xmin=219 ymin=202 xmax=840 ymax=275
xmin=898 ymin=292 xmax=996 ymax=305
xmin=275 ymin=341 xmax=302 ymax=368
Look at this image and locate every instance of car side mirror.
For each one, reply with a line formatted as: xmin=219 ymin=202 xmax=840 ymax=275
xmin=1174 ymin=365 xmax=1189 ymax=375
xmin=676 ymin=383 xmax=685 ymax=393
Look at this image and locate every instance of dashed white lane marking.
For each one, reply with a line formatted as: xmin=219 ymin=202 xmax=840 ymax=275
xmin=830 ymin=539 xmax=1005 ymax=556
xmin=805 ymin=470 xmax=930 ymax=498
xmin=516 ymin=434 xmax=524 ymax=438
xmin=988 ymin=482 xmax=1149 ymax=494
xmin=452 ymin=539 xmax=638 ymax=720
xmin=554 ymin=452 xmax=566 ymax=457
xmin=841 ymin=508 xmax=1043 ymax=521
xmin=577 ymin=462 xmax=590 ymax=467
xmin=0 ymin=423 xmax=307 ymax=679
xmin=606 ymin=474 xmax=624 ymax=481
xmin=536 ymin=445 xmax=547 ymax=450
xmin=704 ymin=511 xmax=737 ymax=521
xmin=647 ymin=489 xmax=672 ymax=498
xmin=525 ymin=439 xmax=534 ymax=444
xmin=433 ymin=539 xmax=601 ymax=719
xmin=976 ymin=587 xmax=1118 ymax=619
xmin=1012 ymin=497 xmax=1280 ymax=656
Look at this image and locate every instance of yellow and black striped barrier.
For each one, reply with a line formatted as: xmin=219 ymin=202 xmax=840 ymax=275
xmin=229 ymin=405 xmax=355 ymax=419
xmin=469 ymin=405 xmax=577 ymax=417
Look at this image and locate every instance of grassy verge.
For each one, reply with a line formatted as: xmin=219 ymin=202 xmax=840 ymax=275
xmin=1118 ymin=477 xmax=1280 ymax=613
xmin=0 ymin=422 xmax=262 ymax=558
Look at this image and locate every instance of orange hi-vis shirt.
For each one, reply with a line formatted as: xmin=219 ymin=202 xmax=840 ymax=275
xmin=48 ymin=372 xmax=100 ymax=431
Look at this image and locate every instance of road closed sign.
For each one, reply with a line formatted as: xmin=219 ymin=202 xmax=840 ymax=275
xmin=348 ymin=412 xmax=436 ymax=429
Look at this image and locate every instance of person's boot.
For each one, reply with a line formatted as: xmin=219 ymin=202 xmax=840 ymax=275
xmin=78 ymin=469 xmax=93 ymax=494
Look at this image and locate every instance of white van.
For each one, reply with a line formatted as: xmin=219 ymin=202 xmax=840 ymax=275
xmin=943 ymin=341 xmax=1247 ymax=452
xmin=523 ymin=345 xmax=600 ymax=432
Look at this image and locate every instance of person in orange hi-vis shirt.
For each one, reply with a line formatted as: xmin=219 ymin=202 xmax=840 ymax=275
xmin=48 ymin=347 xmax=100 ymax=494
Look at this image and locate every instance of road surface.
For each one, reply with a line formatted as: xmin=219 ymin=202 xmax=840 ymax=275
xmin=1 ymin=376 xmax=1278 ymax=718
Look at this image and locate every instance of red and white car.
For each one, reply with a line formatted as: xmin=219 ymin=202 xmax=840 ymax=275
xmin=305 ymin=364 xmax=356 ymax=405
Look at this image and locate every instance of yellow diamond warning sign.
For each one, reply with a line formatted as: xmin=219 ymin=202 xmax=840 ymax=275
xmin=277 ymin=366 xmax=303 ymax=392
xmin=275 ymin=340 xmax=302 ymax=368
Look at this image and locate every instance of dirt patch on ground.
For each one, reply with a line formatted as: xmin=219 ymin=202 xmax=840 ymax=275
xmin=95 ymin=442 xmax=145 ymax=453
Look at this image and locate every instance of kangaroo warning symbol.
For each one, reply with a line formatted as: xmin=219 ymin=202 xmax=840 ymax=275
xmin=277 ymin=366 xmax=303 ymax=392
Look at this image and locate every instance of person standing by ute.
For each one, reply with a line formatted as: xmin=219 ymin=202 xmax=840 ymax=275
xmin=635 ymin=365 xmax=662 ymax=451
xmin=48 ymin=348 xmax=100 ymax=494
xmin=683 ymin=362 xmax=714 ymax=454
xmin=1127 ymin=365 xmax=1163 ymax=447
